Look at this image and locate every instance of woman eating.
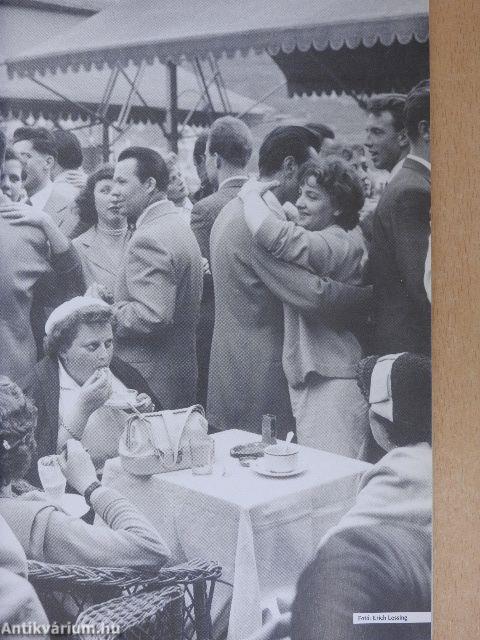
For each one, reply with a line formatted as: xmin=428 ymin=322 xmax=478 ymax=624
xmin=22 ymin=296 xmax=158 ymax=481
xmin=239 ymin=157 xmax=370 ymax=458
xmin=72 ymin=165 xmax=132 ymax=298
xmin=0 ymin=377 xmax=170 ymax=567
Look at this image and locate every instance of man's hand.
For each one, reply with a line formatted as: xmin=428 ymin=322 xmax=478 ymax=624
xmin=86 ymin=282 xmax=114 ymax=304
xmin=62 ymin=170 xmax=87 ymax=190
xmin=282 ymin=201 xmax=299 ymax=223
xmin=0 ymin=202 xmax=52 ymax=229
xmin=58 ymin=440 xmax=98 ymax=496
xmin=77 ymin=368 xmax=112 ymax=417
xmin=238 ymin=178 xmax=279 ymax=203
xmin=135 ymin=393 xmax=155 ymax=413
xmin=238 ymin=178 xmax=279 ymax=235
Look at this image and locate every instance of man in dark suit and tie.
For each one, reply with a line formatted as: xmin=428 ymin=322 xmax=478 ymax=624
xmin=370 ymin=80 xmax=431 ymax=355
xmin=190 ymin=117 xmax=253 ymax=408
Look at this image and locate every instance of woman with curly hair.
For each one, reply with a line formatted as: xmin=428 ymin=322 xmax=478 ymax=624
xmin=22 ymin=296 xmax=159 ymax=483
xmin=0 ymin=377 xmax=170 ymax=567
xmin=72 ymin=165 xmax=132 ymax=298
xmin=239 ymin=157 xmax=371 ymax=458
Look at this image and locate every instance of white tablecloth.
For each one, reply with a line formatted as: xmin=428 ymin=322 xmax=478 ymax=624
xmin=102 ymin=430 xmax=371 ymax=639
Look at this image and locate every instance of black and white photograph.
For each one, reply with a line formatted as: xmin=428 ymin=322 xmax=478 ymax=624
xmin=0 ymin=1 xmax=431 ymax=638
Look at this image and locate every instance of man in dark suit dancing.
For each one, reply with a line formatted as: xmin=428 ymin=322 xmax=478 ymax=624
xmin=190 ymin=117 xmax=253 ymax=408
xmin=371 ymin=80 xmax=431 ymax=355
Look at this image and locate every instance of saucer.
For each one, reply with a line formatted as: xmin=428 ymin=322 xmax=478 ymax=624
xmin=250 ymin=459 xmax=307 ymax=478
xmin=105 ymin=395 xmax=141 ymax=410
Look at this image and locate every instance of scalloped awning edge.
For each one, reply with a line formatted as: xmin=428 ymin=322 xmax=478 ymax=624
xmin=6 ymin=14 xmax=429 ymax=79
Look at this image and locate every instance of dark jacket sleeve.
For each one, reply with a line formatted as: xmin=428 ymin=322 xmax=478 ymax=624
xmin=30 ymin=243 xmax=86 ymax=359
xmin=110 ymin=356 xmax=163 ymax=411
xmin=190 ymin=199 xmax=212 ymax=261
xmin=22 ymin=367 xmax=50 ymax=487
xmin=34 ymin=242 xmax=86 ymax=309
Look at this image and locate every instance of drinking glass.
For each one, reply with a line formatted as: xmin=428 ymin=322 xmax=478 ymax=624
xmin=37 ymin=455 xmax=66 ymax=501
xmin=190 ymin=434 xmax=215 ymax=475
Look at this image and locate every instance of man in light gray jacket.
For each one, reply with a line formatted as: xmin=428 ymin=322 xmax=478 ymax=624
xmin=111 ymin=147 xmax=203 ymax=408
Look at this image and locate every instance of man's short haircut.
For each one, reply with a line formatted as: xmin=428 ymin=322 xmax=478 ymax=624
xmin=117 ymin=146 xmax=169 ymax=192
xmin=365 ymin=93 xmax=407 ymax=132
xmin=52 ymin=129 xmax=83 ymax=170
xmin=305 ymin=122 xmax=335 ymax=147
xmin=208 ymin=116 xmax=253 ymax=169
xmin=12 ymin=127 xmax=58 ymax=160
xmin=404 ymin=79 xmax=430 ymax=142
xmin=258 ymin=125 xmax=320 ymax=177
xmin=298 ymin=158 xmax=365 ymax=231
xmin=193 ymin=131 xmax=209 ymax=164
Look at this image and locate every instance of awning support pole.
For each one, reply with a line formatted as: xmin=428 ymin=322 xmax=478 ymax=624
xmin=102 ymin=122 xmax=110 ymax=162
xmin=167 ymin=61 xmax=179 ymax=153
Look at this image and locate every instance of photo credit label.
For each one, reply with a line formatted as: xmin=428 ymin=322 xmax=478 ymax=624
xmin=353 ymin=612 xmax=432 ymax=625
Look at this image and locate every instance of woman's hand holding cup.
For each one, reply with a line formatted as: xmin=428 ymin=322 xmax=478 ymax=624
xmin=59 ymin=439 xmax=98 ymax=496
xmin=78 ymin=368 xmax=112 ymax=417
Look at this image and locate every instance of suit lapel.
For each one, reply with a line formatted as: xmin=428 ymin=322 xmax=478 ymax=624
xmin=137 ymin=199 xmax=180 ymax=228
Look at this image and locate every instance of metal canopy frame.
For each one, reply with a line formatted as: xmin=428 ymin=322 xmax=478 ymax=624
xmin=13 ymin=56 xmax=239 ymax=157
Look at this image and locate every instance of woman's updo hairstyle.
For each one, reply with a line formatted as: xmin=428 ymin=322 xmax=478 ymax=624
xmin=0 ymin=377 xmax=37 ymax=486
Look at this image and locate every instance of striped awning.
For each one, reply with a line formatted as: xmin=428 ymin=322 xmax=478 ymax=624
xmin=6 ymin=0 xmax=429 ymax=96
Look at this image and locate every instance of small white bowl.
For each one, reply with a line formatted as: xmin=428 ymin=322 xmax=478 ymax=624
xmin=264 ymin=443 xmax=299 ymax=473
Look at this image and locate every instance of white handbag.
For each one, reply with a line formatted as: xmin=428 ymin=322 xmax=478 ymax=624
xmin=119 ymin=405 xmax=208 ymax=475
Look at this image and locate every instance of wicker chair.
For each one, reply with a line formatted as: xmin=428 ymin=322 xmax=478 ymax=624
xmin=27 ymin=558 xmax=222 ymax=640
xmin=77 ymin=586 xmax=185 ymax=640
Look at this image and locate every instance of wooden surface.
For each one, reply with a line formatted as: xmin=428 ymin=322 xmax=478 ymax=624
xmin=431 ymin=1 xmax=480 ymax=637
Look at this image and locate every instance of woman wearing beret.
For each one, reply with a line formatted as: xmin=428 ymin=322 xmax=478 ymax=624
xmin=0 ymin=378 xmax=170 ymax=568
xmin=22 ymin=296 xmax=159 ymax=482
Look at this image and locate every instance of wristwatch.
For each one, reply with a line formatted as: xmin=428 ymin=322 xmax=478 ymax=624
xmin=84 ymin=480 xmax=102 ymax=507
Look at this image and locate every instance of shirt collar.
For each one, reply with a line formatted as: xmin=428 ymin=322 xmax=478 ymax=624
xmin=182 ymin=197 xmax=193 ymax=212
xmin=406 ymin=154 xmax=431 ymax=172
xmin=218 ymin=175 xmax=248 ymax=191
xmin=390 ymin=157 xmax=405 ymax=177
xmin=30 ymin=180 xmax=53 ymax=210
xmin=369 ymin=353 xmax=406 ymax=421
xmin=262 ymin=189 xmax=286 ymax=219
xmin=58 ymin=360 xmax=80 ymax=391
xmin=136 ymin=198 xmax=170 ymax=228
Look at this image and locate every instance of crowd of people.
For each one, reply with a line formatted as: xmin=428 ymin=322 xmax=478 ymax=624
xmin=0 ymin=77 xmax=431 ymax=638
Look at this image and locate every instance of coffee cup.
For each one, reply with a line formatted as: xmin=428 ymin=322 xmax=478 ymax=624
xmin=264 ymin=443 xmax=299 ymax=473
xmin=37 ymin=455 xmax=66 ymax=501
